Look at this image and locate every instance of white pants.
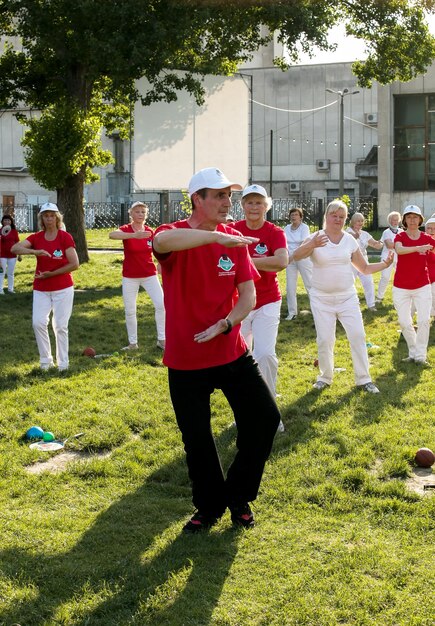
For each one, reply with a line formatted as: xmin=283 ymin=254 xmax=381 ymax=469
xmin=431 ymin=283 xmax=435 ymax=317
xmin=241 ymin=300 xmax=281 ymax=396
xmin=122 ymin=275 xmax=165 ymax=344
xmin=286 ymin=258 xmax=312 ymax=316
xmin=310 ymin=292 xmax=371 ymax=386
xmin=392 ymin=285 xmax=432 ymax=361
xmin=352 ymin=267 xmax=375 ymax=308
xmin=0 ymin=257 xmax=17 ymax=292
xmin=377 ymin=263 xmax=395 ymax=301
xmin=32 ymin=287 xmax=74 ymax=369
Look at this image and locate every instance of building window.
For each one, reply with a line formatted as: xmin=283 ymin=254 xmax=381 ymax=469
xmin=394 ymin=94 xmax=435 ymax=191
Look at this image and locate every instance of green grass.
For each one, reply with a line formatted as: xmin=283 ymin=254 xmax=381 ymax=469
xmin=0 ymin=250 xmax=434 ymax=626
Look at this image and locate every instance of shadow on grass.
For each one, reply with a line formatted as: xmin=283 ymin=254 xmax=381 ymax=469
xmin=275 ymin=323 xmax=431 ymax=450
xmin=0 ymin=445 xmax=240 ymax=625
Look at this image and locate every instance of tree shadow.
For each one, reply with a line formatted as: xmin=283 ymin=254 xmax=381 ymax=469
xmin=0 ymin=438 xmax=241 ymax=625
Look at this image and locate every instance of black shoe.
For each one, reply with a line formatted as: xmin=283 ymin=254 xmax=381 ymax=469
xmin=230 ymin=503 xmax=255 ymax=528
xmin=182 ymin=511 xmax=218 ymax=534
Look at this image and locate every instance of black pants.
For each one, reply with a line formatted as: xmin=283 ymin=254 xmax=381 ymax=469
xmin=168 ymin=351 xmax=281 ymax=518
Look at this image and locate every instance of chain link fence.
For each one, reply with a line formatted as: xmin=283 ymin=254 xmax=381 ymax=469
xmin=0 ymin=197 xmax=378 ymax=233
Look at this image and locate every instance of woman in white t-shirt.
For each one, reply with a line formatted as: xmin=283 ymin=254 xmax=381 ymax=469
xmin=293 ymin=200 xmax=393 ymax=393
xmin=284 ymin=207 xmax=312 ymax=320
xmin=346 ymin=212 xmax=383 ymax=311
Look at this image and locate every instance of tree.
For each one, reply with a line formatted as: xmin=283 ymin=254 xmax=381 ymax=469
xmin=1 ymin=1 xmax=435 ymax=262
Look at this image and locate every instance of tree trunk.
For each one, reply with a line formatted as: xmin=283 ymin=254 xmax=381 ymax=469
xmin=57 ymin=169 xmax=89 ymax=263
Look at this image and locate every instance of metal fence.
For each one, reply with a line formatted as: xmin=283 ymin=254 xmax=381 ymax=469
xmin=0 ymin=197 xmax=378 ymax=232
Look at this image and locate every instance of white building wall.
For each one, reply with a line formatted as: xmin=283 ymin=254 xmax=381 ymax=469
xmin=244 ymin=62 xmax=378 ymax=199
xmin=378 ymin=64 xmax=435 ymax=223
xmin=133 ymin=74 xmax=250 ymax=190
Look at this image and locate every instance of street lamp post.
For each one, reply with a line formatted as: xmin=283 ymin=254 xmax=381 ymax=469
xmin=326 ymin=87 xmax=359 ymax=197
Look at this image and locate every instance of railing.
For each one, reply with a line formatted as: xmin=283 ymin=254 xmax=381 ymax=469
xmin=0 ymin=196 xmax=378 ymax=232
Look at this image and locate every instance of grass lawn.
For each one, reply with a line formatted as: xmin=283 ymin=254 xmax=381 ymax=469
xmin=0 ymin=231 xmax=434 ymax=625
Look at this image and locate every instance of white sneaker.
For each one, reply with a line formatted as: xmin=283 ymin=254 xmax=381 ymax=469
xmin=285 ymin=315 xmax=296 ymax=321
xmin=277 ymin=420 xmax=285 ymax=433
xmin=156 ymin=340 xmax=165 ymax=350
xmin=121 ymin=344 xmax=139 ymax=351
xmin=359 ymin=382 xmax=380 ymax=394
xmin=312 ymin=380 xmax=329 ymax=390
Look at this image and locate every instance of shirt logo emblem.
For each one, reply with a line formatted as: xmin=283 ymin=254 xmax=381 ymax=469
xmin=255 ymin=242 xmax=268 ymax=255
xmin=53 ymin=249 xmax=63 ymax=258
xmin=217 ymin=255 xmax=235 ymax=272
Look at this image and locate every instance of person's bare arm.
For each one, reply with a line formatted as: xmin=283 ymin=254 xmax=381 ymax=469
xmin=293 ymin=231 xmax=328 ymax=261
xmin=395 ymin=241 xmax=434 ymax=255
xmin=194 ymin=280 xmax=256 ymax=343
xmin=351 ymin=249 xmax=394 ymax=275
xmin=35 ymin=247 xmax=79 ymax=280
xmin=11 ymin=239 xmax=51 ymax=258
xmin=251 ymin=248 xmax=288 ymax=272
xmin=153 ymin=228 xmax=258 ymax=254
xmin=109 ymin=229 xmax=151 ymax=240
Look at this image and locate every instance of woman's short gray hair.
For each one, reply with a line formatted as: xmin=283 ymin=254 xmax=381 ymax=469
xmin=349 ymin=212 xmax=364 ymax=227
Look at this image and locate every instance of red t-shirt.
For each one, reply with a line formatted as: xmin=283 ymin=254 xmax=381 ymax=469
xmin=120 ymin=224 xmax=157 ymax=278
xmin=0 ymin=228 xmax=19 ymax=258
xmin=427 ymin=249 xmax=435 ymax=283
xmin=154 ymin=220 xmax=260 ymax=370
xmin=393 ymin=231 xmax=434 ymax=289
xmin=234 ymin=220 xmax=286 ymax=309
xmin=26 ymin=230 xmax=76 ymax=291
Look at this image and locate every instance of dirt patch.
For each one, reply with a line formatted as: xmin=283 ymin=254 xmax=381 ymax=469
xmin=26 ymin=450 xmax=111 ymax=474
xmin=406 ymin=467 xmax=435 ymax=495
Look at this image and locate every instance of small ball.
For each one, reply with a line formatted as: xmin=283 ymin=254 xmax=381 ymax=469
xmin=112 ymin=351 xmax=119 ymax=356
xmin=43 ymin=432 xmax=55 ymax=442
xmin=82 ymin=346 xmax=96 ymax=358
xmin=415 ymin=447 xmax=435 ymax=468
xmin=26 ymin=426 xmax=44 ymax=440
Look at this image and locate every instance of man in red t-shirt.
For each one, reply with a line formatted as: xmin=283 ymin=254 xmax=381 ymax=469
xmin=153 ymin=167 xmax=281 ymax=533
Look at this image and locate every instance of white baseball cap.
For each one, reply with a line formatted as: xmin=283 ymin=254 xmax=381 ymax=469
xmin=188 ymin=167 xmax=242 ymax=197
xmin=242 ymin=184 xmax=268 ymax=198
xmin=402 ymin=205 xmax=423 ymax=218
xmin=39 ymin=202 xmax=59 ymax=213
xmin=425 ymin=217 xmax=435 ymax=226
xmin=130 ymin=201 xmax=148 ymax=210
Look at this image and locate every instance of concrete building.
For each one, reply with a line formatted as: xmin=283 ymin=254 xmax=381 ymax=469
xmin=378 ymin=64 xmax=435 ymax=223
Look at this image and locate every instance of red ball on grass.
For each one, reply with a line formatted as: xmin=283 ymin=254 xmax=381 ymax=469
xmin=82 ymin=346 xmax=96 ymax=358
xmin=414 ymin=447 xmax=435 ymax=468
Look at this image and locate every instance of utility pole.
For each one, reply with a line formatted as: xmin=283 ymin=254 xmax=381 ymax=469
xmin=326 ymin=87 xmax=359 ymax=197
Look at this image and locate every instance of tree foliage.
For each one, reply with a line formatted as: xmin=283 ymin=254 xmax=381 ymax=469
xmin=1 ymin=0 xmax=435 ymax=261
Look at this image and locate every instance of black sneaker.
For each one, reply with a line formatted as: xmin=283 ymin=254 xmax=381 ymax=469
xmin=182 ymin=511 xmax=218 ymax=534
xmin=230 ymin=503 xmax=255 ymax=528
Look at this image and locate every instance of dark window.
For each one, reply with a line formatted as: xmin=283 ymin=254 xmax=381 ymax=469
xmin=394 ymin=94 xmax=435 ymax=190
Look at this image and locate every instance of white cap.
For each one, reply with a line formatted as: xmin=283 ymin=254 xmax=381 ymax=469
xmin=130 ymin=201 xmax=148 ymax=209
xmin=402 ymin=205 xmax=423 ymax=218
xmin=242 ymin=184 xmax=268 ymax=198
xmin=425 ymin=217 xmax=435 ymax=226
xmin=188 ymin=167 xmax=242 ymax=197
xmin=39 ymin=202 xmax=59 ymax=213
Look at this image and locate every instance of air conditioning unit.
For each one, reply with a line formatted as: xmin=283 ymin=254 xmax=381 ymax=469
xmin=289 ymin=181 xmax=301 ymax=193
xmin=316 ymin=159 xmax=330 ymax=171
xmin=364 ymin=112 xmax=378 ymax=125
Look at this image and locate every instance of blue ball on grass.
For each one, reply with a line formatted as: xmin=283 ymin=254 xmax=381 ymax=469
xmin=25 ymin=426 xmax=44 ymax=440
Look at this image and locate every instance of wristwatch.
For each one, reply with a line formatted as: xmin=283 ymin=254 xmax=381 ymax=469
xmin=222 ymin=318 xmax=233 ymax=335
